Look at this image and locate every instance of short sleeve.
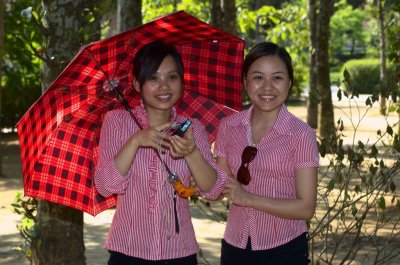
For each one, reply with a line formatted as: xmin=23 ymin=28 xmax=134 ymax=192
xmin=295 ymin=128 xmax=319 ymax=169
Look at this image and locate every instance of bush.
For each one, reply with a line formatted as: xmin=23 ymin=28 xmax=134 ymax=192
xmin=341 ymin=59 xmax=397 ymax=94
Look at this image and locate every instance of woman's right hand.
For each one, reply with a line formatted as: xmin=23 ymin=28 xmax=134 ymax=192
xmin=223 ymin=176 xmax=252 ymax=207
xmin=114 ymin=122 xmax=172 ymax=176
xmin=131 ymin=122 xmax=172 ymax=151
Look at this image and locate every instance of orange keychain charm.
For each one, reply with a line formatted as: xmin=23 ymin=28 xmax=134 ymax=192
xmin=169 ymin=173 xmax=196 ymax=198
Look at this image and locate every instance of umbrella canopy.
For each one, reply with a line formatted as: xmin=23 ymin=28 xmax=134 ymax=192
xmin=16 ymin=11 xmax=245 ymax=216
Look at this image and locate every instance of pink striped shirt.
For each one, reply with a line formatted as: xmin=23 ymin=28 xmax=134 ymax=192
xmin=94 ymin=105 xmax=227 ymax=260
xmin=214 ymin=104 xmax=319 ymax=250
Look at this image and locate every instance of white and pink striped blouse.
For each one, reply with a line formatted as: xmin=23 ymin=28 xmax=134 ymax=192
xmin=94 ymin=105 xmax=227 ymax=260
xmin=214 ymin=104 xmax=319 ymax=250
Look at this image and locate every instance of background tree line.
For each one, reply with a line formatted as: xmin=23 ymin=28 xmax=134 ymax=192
xmin=1 ymin=0 xmax=399 ymax=264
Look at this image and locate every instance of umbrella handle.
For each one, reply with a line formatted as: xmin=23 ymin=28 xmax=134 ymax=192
xmin=171 ymin=179 xmax=197 ymax=198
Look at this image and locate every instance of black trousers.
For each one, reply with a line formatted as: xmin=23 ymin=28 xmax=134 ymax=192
xmin=220 ymin=233 xmax=310 ymax=265
xmin=107 ymin=251 xmax=197 ymax=265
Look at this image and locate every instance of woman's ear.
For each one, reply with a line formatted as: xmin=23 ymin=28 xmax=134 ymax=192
xmin=243 ymin=76 xmax=248 ymax=92
xmin=133 ymin=79 xmax=140 ymax=93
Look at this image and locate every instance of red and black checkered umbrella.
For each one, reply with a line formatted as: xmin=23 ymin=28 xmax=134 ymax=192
xmin=16 ymin=11 xmax=244 ymax=215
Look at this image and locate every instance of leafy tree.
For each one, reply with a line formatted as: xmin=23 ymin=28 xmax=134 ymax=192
xmin=0 ymin=0 xmax=4 ymax=177
xmin=2 ymin=1 xmax=42 ymax=130
xmin=307 ymin=0 xmax=319 ymax=129
xmin=247 ymin=0 xmax=285 ymax=9
xmin=8 ymin=1 xmax=108 ymax=264
xmin=211 ymin=0 xmax=224 ymax=29
xmin=31 ymin=1 xmax=88 ymax=264
xmin=310 ymin=71 xmax=400 ymax=264
xmin=142 ymin=0 xmax=210 ymax=23
xmin=377 ymin=0 xmax=388 ymax=114
xmin=386 ymin=0 xmax=400 ymax=64
xmin=330 ymin=1 xmax=368 ymax=65
xmin=210 ymin=0 xmax=237 ymax=35
xmin=223 ymin=0 xmax=238 ymax=35
xmin=317 ymin=0 xmax=336 ymax=145
xmin=117 ymin=0 xmax=142 ymax=32
xmin=385 ymin=0 xmax=400 ymax=135
xmin=238 ymin=1 xmax=309 ymax=97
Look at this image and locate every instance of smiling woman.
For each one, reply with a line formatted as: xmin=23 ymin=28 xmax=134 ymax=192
xmin=94 ymin=41 xmax=228 ymax=265
xmin=214 ymin=42 xmax=319 ymax=265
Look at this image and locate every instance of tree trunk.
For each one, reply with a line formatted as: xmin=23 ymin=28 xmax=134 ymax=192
xmin=84 ymin=1 xmax=102 ymax=42
xmin=32 ymin=204 xmax=85 ymax=265
xmin=223 ymin=0 xmax=237 ymax=36
xmin=317 ymin=0 xmax=336 ymax=141
xmin=378 ymin=0 xmax=387 ymax=114
xmin=0 ymin=0 xmax=4 ymax=177
xmin=173 ymin=0 xmax=178 ymax=12
xmin=32 ymin=1 xmax=87 ymax=264
xmin=307 ymin=0 xmax=318 ymax=129
xmin=397 ymin=70 xmax=400 ymax=135
xmin=248 ymin=0 xmax=283 ymax=9
xmin=211 ymin=0 xmax=223 ymax=29
xmin=117 ymin=0 xmax=142 ymax=33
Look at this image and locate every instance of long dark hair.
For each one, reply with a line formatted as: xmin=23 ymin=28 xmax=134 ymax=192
xmin=242 ymin=42 xmax=294 ymax=90
xmin=133 ymin=41 xmax=184 ymax=89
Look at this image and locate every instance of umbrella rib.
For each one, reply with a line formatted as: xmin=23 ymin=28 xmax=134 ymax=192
xmin=85 ymin=47 xmax=175 ymax=176
xmin=84 ymin=49 xmax=142 ymax=125
xmin=58 ymin=84 xmax=135 ymax=103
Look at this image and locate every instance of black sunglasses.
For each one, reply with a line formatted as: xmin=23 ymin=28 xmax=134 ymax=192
xmin=237 ymin=146 xmax=258 ymax=185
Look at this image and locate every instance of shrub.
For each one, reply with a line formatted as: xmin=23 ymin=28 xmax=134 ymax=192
xmin=341 ymin=59 xmax=397 ymax=94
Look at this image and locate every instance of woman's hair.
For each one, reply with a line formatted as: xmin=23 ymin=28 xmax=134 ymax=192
xmin=133 ymin=41 xmax=184 ymax=88
xmin=242 ymin=42 xmax=294 ymax=90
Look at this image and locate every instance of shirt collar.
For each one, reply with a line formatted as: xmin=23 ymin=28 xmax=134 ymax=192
xmin=239 ymin=104 xmax=292 ymax=136
xmin=273 ymin=104 xmax=292 ymax=135
xmin=134 ymin=100 xmax=177 ymax=129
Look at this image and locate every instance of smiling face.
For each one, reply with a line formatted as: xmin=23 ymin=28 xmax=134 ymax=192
xmin=244 ymin=55 xmax=292 ymax=115
xmin=135 ymin=55 xmax=182 ymax=115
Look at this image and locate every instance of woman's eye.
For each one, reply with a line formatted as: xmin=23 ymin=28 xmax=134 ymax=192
xmin=273 ymin=76 xmax=283 ymax=80
xmin=253 ymin=75 xmax=263 ymax=80
xmin=149 ymin=75 xmax=158 ymax=81
xmin=169 ymin=74 xmax=179 ymax=80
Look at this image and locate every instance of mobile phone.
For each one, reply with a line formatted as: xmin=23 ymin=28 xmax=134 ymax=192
xmin=172 ymin=119 xmax=192 ymax=137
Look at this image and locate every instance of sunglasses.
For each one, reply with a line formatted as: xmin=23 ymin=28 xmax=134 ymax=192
xmin=237 ymin=146 xmax=258 ymax=185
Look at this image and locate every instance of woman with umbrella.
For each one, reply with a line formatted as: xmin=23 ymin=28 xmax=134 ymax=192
xmin=94 ymin=41 xmax=227 ymax=265
xmin=214 ymin=42 xmax=319 ymax=265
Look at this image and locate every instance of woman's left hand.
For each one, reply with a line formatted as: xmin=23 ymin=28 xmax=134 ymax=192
xmin=168 ymin=125 xmax=197 ymax=158
xmin=223 ymin=177 xmax=251 ymax=207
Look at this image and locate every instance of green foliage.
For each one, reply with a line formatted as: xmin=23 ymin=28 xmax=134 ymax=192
xmin=364 ymin=0 xmax=400 ymax=62
xmin=12 ymin=192 xmax=37 ymax=260
xmin=386 ymin=0 xmax=400 ymax=63
xmin=341 ymin=59 xmax=398 ymax=95
xmin=330 ymin=1 xmax=368 ymax=64
xmin=1 ymin=1 xmax=114 ymax=130
xmin=239 ymin=0 xmax=309 ymax=98
xmin=142 ymin=0 xmax=210 ymax=23
xmin=2 ymin=1 xmax=43 ymax=129
xmin=236 ymin=3 xmax=258 ymax=41
xmin=311 ymin=70 xmax=400 ymax=264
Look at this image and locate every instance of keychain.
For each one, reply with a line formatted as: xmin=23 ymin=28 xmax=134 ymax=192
xmin=160 ymin=119 xmax=197 ymax=198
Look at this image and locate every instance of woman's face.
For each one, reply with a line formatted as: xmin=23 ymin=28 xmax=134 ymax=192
xmin=244 ymin=55 xmax=291 ymax=113
xmin=136 ymin=55 xmax=182 ymax=113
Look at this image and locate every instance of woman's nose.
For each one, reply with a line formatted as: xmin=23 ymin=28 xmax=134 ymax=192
xmin=158 ymin=76 xmax=169 ymax=89
xmin=262 ymin=77 xmax=274 ymax=90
